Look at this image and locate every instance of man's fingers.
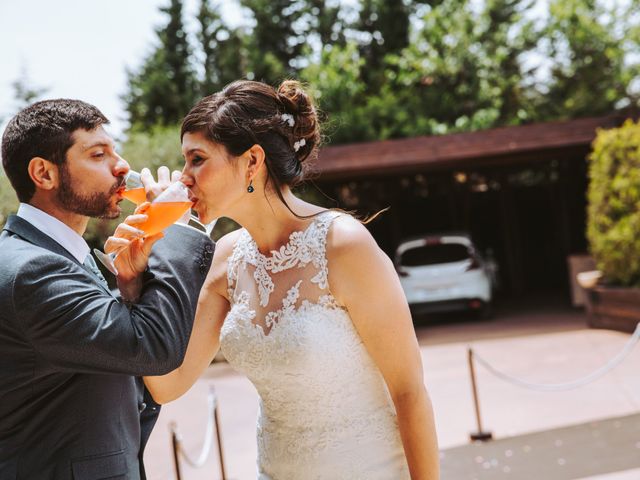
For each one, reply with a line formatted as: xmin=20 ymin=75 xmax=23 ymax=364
xmin=141 ymin=232 xmax=164 ymax=256
xmin=133 ymin=202 xmax=151 ymax=215
xmin=140 ymin=168 xmax=154 ymax=189
xmin=124 ymin=214 xmax=148 ymax=228
xmin=104 ymin=237 xmax=130 ymax=254
xmin=114 ymin=223 xmax=145 ymax=239
xmin=157 ymin=166 xmax=171 ymax=188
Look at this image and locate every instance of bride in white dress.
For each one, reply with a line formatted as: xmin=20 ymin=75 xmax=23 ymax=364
xmin=132 ymin=80 xmax=439 ymax=478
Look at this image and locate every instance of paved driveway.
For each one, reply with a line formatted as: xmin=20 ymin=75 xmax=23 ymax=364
xmin=144 ymin=297 xmax=640 ymax=479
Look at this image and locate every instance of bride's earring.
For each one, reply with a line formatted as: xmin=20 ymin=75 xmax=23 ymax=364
xmin=247 ymin=179 xmax=254 ymax=193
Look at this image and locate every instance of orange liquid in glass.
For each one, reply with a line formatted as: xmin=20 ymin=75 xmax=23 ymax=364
xmin=137 ymin=201 xmax=193 ymax=236
xmin=122 ymin=187 xmax=147 ymax=205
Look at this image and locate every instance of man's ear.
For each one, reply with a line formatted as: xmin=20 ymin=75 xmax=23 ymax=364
xmin=244 ymin=144 xmax=266 ymax=180
xmin=28 ymin=157 xmax=59 ymax=191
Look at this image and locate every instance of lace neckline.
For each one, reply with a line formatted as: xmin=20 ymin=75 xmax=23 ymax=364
xmin=246 ymin=211 xmax=328 ymax=267
xmin=230 ymin=210 xmax=338 ymax=308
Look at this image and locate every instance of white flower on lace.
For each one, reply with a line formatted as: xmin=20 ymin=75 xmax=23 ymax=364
xmin=293 ymin=138 xmax=306 ymax=152
xmin=281 ymin=113 xmax=295 ymax=127
xmin=265 ymin=280 xmax=302 ymax=329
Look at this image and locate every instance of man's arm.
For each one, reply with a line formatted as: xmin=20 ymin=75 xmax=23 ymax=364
xmin=14 ymin=226 xmax=214 ymax=376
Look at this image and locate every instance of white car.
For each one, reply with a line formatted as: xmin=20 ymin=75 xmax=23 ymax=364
xmin=395 ymin=234 xmax=495 ymax=318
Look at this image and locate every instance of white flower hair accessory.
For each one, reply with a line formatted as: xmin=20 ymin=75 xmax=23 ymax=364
xmin=281 ymin=113 xmax=295 ymax=127
xmin=293 ymin=138 xmax=306 ymax=152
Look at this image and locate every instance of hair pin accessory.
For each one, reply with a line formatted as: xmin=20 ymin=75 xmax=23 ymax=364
xmin=293 ymin=138 xmax=306 ymax=152
xmin=281 ymin=113 xmax=295 ymax=127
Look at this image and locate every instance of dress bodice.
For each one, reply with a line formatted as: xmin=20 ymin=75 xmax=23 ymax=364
xmin=219 ymin=211 xmax=409 ymax=479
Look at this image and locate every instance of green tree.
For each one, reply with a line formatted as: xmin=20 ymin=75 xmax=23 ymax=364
xmin=123 ymin=0 xmax=198 ymax=130
xmin=240 ymin=0 xmax=348 ymax=83
xmin=355 ymin=0 xmax=413 ymax=86
xmin=197 ymin=0 xmax=247 ymax=95
xmin=1 ymin=70 xmax=49 ymax=227
xmin=391 ymin=0 xmax=539 ymax=134
xmin=536 ymin=0 xmax=640 ymax=120
xmin=240 ymin=0 xmax=307 ymax=82
xmin=301 ymin=42 xmax=371 ymax=143
xmin=305 ymin=0 xmax=540 ymax=144
xmin=305 ymin=0 xmax=345 ymax=49
xmin=11 ymin=67 xmax=49 ymax=111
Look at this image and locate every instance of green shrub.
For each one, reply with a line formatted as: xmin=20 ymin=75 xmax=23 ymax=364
xmin=0 ymin=172 xmax=20 ymax=228
xmin=587 ymin=119 xmax=640 ymax=286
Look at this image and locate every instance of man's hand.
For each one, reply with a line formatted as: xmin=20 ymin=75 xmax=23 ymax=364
xmin=104 ymin=203 xmax=164 ymax=302
xmin=140 ymin=166 xmax=190 ymax=224
xmin=140 ymin=166 xmax=182 ymax=201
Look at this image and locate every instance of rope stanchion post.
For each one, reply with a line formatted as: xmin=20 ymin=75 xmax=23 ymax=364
xmin=212 ymin=388 xmax=228 ymax=480
xmin=169 ymin=387 xmax=228 ymax=479
xmin=170 ymin=421 xmax=183 ymax=480
xmin=467 ymin=347 xmax=493 ymax=442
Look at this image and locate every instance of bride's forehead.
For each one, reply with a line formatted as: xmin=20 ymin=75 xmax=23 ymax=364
xmin=182 ymin=132 xmax=223 ymax=154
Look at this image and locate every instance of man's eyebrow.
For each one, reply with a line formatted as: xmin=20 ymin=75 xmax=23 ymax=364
xmin=83 ymin=141 xmax=115 ymax=151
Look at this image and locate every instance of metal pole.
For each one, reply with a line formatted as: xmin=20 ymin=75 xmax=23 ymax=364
xmin=468 ymin=347 xmax=493 ymax=442
xmin=213 ymin=400 xmax=227 ymax=480
xmin=170 ymin=422 xmax=183 ymax=480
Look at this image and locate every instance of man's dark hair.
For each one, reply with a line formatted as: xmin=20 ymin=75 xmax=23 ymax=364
xmin=1 ymin=99 xmax=109 ymax=202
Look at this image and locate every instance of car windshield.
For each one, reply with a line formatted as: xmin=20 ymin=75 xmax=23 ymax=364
xmin=400 ymin=243 xmax=470 ymax=267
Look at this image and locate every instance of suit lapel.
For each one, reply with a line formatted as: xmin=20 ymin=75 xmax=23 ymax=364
xmin=3 ymin=215 xmax=116 ymax=297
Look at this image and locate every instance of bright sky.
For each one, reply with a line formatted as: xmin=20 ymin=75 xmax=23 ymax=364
xmin=0 ymin=0 xmax=243 ymax=140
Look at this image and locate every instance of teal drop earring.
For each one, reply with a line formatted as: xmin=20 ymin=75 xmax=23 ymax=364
xmin=247 ymin=179 xmax=254 ymax=193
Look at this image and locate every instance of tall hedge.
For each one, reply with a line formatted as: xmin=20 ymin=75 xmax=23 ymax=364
xmin=587 ymin=119 xmax=640 ymax=286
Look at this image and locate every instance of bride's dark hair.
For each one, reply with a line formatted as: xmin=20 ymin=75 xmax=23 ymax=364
xmin=181 ymin=80 xmax=321 ymax=216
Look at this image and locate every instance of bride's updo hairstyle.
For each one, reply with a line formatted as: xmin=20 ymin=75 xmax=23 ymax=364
xmin=181 ymin=79 xmax=320 ymax=212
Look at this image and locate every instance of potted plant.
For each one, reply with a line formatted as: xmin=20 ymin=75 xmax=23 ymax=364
xmin=584 ymin=119 xmax=640 ymax=333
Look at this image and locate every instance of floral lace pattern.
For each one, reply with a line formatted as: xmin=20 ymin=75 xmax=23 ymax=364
xmin=220 ymin=211 xmax=410 ymax=479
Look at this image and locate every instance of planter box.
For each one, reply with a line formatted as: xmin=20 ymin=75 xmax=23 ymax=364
xmin=567 ymin=254 xmax=596 ymax=307
xmin=585 ymin=286 xmax=640 ymax=333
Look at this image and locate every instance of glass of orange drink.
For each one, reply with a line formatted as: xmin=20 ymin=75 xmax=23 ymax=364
xmin=94 ymin=179 xmax=197 ymax=275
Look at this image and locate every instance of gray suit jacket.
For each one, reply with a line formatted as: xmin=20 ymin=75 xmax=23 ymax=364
xmin=0 ymin=215 xmax=214 ymax=479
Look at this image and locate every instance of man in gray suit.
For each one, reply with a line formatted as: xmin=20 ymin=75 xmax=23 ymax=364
xmin=0 ymin=99 xmax=214 ymax=479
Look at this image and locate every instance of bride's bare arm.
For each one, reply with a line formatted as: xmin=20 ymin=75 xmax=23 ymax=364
xmin=328 ymin=216 xmax=440 ymax=480
xmin=143 ymin=230 xmax=239 ymax=404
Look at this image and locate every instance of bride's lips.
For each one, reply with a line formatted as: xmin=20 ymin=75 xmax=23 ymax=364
xmin=187 ymin=189 xmax=199 ymax=207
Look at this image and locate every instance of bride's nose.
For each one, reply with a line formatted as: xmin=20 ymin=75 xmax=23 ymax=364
xmin=180 ymin=168 xmax=194 ymax=187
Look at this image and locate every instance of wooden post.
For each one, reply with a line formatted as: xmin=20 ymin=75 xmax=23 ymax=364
xmin=212 ymin=389 xmax=228 ymax=480
xmin=170 ymin=422 xmax=183 ymax=480
xmin=468 ymin=347 xmax=493 ymax=442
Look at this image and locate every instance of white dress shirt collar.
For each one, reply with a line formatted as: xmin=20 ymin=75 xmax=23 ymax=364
xmin=17 ymin=203 xmax=90 ymax=264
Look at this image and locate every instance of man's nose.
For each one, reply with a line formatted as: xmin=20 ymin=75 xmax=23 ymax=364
xmin=114 ymin=155 xmax=130 ymax=176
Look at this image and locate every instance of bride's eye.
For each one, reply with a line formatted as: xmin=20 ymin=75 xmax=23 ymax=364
xmin=192 ymin=155 xmax=205 ymax=165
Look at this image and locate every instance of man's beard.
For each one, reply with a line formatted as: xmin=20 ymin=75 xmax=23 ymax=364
xmin=57 ymin=164 xmax=124 ymax=219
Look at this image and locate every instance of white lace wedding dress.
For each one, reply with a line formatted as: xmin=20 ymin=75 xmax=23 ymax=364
xmin=219 ymin=211 xmax=410 ymax=479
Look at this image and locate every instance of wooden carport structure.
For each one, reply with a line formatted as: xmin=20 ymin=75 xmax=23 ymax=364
xmin=312 ymin=114 xmax=627 ymax=296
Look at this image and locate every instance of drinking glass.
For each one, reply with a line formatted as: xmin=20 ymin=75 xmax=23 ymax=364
xmin=94 ymin=180 xmax=211 ymax=275
xmin=120 ymin=170 xmax=215 ymax=234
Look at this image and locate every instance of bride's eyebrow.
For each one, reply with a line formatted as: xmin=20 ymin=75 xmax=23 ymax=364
xmin=185 ymin=148 xmax=206 ymax=156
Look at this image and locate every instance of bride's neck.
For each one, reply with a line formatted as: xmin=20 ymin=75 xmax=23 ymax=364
xmin=235 ymin=187 xmax=323 ymax=255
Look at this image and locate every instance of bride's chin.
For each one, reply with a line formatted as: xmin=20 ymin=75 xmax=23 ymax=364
xmin=196 ymin=209 xmax=213 ymax=225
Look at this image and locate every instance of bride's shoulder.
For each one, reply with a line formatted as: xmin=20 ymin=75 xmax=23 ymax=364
xmin=206 ymin=228 xmax=245 ymax=298
xmin=325 ymin=213 xmax=380 ymax=259
xmin=214 ymin=228 xmax=245 ymax=256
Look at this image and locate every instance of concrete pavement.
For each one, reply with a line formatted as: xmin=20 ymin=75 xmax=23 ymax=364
xmin=144 ymin=299 xmax=640 ymax=479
